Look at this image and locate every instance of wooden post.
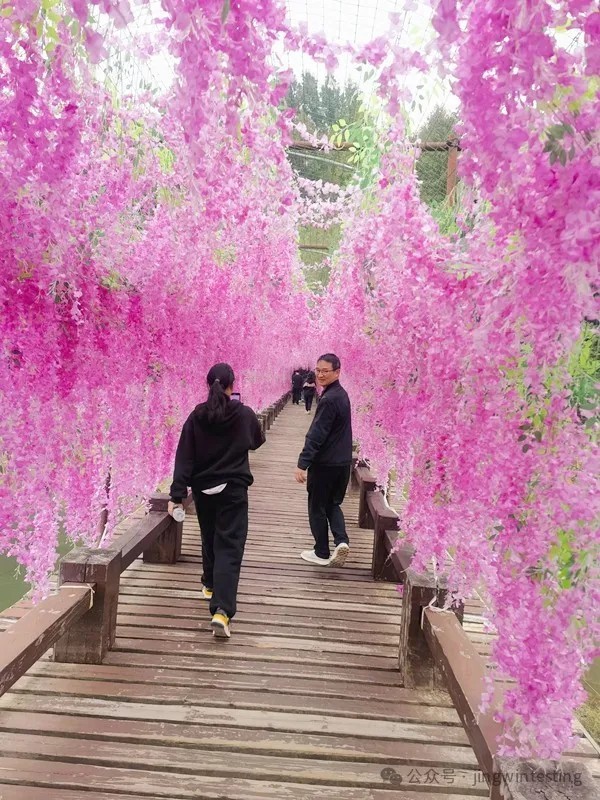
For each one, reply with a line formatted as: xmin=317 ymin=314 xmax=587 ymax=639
xmin=398 ymin=550 xmax=463 ymax=689
xmin=368 ymin=491 xmax=401 ymax=581
xmin=356 ymin=466 xmax=377 ymax=528
xmin=97 ymin=469 xmax=111 ymax=544
xmin=143 ymin=494 xmax=183 ymax=564
xmin=447 ymin=139 xmax=458 ymax=206
xmin=54 ymin=545 xmax=121 ymax=664
xmin=350 ymin=455 xmax=360 ymax=488
xmin=490 ymin=759 xmax=598 ymax=800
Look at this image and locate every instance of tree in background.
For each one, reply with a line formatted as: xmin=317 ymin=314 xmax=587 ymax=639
xmin=286 ymin=72 xmax=362 ymax=135
xmin=285 ymin=73 xmax=362 ymax=186
xmin=415 ymin=105 xmax=459 ymax=207
xmin=285 ymin=73 xmax=363 ymax=277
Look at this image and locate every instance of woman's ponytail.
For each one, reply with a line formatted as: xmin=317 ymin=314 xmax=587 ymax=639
xmin=202 ymin=363 xmax=235 ymax=424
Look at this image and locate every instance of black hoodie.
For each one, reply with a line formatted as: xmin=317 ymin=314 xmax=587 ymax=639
xmin=169 ymin=400 xmax=265 ymax=502
xmin=297 ymin=380 xmax=352 ymax=470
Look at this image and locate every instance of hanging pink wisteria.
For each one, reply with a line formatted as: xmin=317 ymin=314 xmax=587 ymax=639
xmin=0 ymin=0 xmax=598 ymax=761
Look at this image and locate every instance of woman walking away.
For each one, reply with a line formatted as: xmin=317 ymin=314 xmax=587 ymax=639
xmin=169 ymin=363 xmax=265 ymax=639
xmin=303 ymin=371 xmax=317 ymax=413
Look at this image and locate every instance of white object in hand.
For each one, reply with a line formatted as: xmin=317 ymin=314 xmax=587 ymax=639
xmin=172 ymin=506 xmax=185 ymax=522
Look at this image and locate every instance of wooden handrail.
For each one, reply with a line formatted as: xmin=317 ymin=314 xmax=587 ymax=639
xmin=3 ymin=390 xmax=290 ymax=674
xmin=422 ymin=608 xmax=599 ymax=800
xmin=423 ymin=606 xmax=503 ymax=776
xmin=117 ymin=513 xmax=172 ymax=571
xmin=0 ymin=584 xmax=94 ymax=697
xmin=353 ymin=464 xmax=599 ymax=797
xmin=289 ymin=139 xmax=461 ymax=153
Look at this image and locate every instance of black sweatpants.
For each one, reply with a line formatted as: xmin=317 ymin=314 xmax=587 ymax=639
xmin=292 ymin=387 xmax=302 ymax=404
xmin=304 ymin=391 xmax=315 ymax=411
xmin=307 ymin=465 xmax=351 ymax=560
xmin=193 ymin=484 xmax=248 ymax=619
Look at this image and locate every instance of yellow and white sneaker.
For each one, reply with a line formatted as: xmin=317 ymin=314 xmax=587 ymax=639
xmin=201 ymin=586 xmax=213 ymax=600
xmin=211 ymin=610 xmax=231 ymax=639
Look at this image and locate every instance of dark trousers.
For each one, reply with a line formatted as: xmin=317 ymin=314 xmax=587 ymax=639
xmin=193 ymin=484 xmax=248 ymax=619
xmin=304 ymin=391 xmax=315 ymax=411
xmin=307 ymin=465 xmax=351 ymax=559
xmin=292 ymin=387 xmax=301 ymax=404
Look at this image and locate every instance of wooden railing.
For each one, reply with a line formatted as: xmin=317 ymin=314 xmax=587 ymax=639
xmin=0 ymin=585 xmax=93 ymax=696
xmin=0 ymin=391 xmax=290 ymax=688
xmin=353 ymin=463 xmax=599 ymax=800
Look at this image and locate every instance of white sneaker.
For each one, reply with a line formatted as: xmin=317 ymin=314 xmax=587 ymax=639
xmin=300 ymin=550 xmax=331 ymax=566
xmin=329 ymin=542 xmax=350 ymax=567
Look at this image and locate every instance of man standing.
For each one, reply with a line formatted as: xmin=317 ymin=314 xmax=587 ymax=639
xmin=295 ymin=353 xmax=352 ymax=567
xmin=291 ymin=369 xmax=303 ymax=405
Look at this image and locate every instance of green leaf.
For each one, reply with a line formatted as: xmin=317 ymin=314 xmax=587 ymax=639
xmin=339 ymin=119 xmax=347 ymax=128
xmin=548 ymin=123 xmax=567 ymax=138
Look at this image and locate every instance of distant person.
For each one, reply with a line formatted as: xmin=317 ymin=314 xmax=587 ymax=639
xmin=291 ymin=369 xmax=303 ymax=405
xmin=169 ymin=363 xmax=265 ymax=638
xmin=303 ymin=371 xmax=316 ymax=414
xmin=300 ymin=367 xmax=310 ymax=401
xmin=294 ymin=353 xmax=352 ymax=567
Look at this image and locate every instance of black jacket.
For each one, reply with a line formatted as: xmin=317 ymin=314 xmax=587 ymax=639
xmin=292 ymin=372 xmax=303 ymax=389
xmin=297 ymin=380 xmax=352 ymax=469
xmin=170 ymin=400 xmax=265 ymax=502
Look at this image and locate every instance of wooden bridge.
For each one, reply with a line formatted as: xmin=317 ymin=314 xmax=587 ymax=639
xmin=1 ymin=399 xmax=598 ymax=799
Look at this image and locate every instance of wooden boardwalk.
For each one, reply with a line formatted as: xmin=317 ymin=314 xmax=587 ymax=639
xmin=0 ymin=404 xmax=598 ymax=798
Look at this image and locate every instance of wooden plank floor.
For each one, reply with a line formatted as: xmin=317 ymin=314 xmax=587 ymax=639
xmin=0 ymin=404 xmax=598 ymax=798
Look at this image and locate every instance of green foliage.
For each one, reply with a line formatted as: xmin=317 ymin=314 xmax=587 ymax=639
xmin=568 ymin=321 xmax=600 ymax=428
xmin=287 ymin=148 xmax=355 ymax=187
xmin=331 ymin=110 xmax=382 ymax=190
xmin=547 ymin=530 xmax=581 ymax=590
xmin=429 ymin=201 xmax=460 ymax=237
xmin=543 ymin=122 xmax=576 ymax=167
xmin=285 ymin=73 xmax=362 ymax=136
xmin=415 ymin=106 xmax=459 ymax=207
xmin=285 ymin=73 xmax=362 ymax=186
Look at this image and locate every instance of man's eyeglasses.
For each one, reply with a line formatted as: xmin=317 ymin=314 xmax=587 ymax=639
xmin=315 ymin=368 xmax=335 ymax=375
